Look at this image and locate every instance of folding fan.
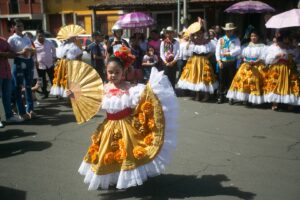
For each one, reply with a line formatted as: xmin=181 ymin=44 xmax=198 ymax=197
xmin=56 ymin=24 xmax=86 ymax=40
xmin=66 ymin=60 xmax=103 ymax=124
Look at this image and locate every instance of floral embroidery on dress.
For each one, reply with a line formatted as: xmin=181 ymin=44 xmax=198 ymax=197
xmin=102 ymin=128 xmax=127 ymax=165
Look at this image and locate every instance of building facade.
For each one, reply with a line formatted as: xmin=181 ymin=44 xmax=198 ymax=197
xmin=45 ymin=0 xmax=121 ymax=36
xmin=0 ymin=0 xmax=299 ymax=39
xmin=0 ymin=0 xmax=45 ymax=38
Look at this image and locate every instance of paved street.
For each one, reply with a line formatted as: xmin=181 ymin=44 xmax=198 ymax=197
xmin=0 ymin=94 xmax=300 ymax=200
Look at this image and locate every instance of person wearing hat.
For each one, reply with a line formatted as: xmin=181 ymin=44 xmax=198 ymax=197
xmin=160 ymin=26 xmax=180 ymax=89
xmin=90 ymin=31 xmax=106 ymax=82
xmin=215 ymin=22 xmax=241 ymax=104
xmin=177 ymin=29 xmax=191 ymax=82
xmin=177 ymin=20 xmax=218 ymax=101
xmin=108 ymin=24 xmax=129 ymax=56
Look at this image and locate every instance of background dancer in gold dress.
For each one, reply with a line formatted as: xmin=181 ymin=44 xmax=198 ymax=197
xmin=226 ymin=30 xmax=266 ymax=106
xmin=264 ymin=32 xmax=300 ymax=111
xmin=178 ymin=20 xmax=218 ymax=101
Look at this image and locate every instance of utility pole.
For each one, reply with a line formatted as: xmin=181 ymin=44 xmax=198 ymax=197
xmin=177 ymin=0 xmax=180 ymax=32
xmin=183 ymin=0 xmax=188 ymax=28
xmin=92 ymin=8 xmax=96 ymax=32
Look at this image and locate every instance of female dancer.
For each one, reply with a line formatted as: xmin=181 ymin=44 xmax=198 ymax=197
xmin=264 ymin=33 xmax=300 ymax=110
xmin=178 ymin=21 xmax=218 ymax=101
xmin=226 ymin=30 xmax=266 ymax=105
xmin=50 ymin=35 xmax=83 ymax=97
xmin=67 ymin=46 xmax=178 ymax=190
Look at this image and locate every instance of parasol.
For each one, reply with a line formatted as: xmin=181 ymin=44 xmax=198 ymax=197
xmin=56 ymin=24 xmax=86 ymax=40
xmin=225 ymin=1 xmax=275 ymax=14
xmin=67 ymin=60 xmax=103 ymax=124
xmin=265 ymin=9 xmax=300 ymax=29
xmin=117 ymin=12 xmax=155 ymax=28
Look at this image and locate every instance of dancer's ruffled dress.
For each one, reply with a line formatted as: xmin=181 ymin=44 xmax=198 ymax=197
xmin=78 ymin=68 xmax=178 ymax=190
xmin=50 ymin=42 xmax=83 ymax=97
xmin=226 ymin=43 xmax=266 ymax=104
xmin=264 ymin=44 xmax=300 ymax=105
xmin=177 ymin=41 xmax=218 ymax=93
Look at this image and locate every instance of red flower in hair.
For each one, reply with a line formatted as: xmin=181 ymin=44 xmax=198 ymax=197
xmin=114 ymin=45 xmax=136 ymax=69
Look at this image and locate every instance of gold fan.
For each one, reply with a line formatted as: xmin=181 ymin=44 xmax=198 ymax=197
xmin=186 ymin=22 xmax=201 ymax=35
xmin=56 ymin=24 xmax=86 ymax=40
xmin=66 ymin=60 xmax=103 ymax=124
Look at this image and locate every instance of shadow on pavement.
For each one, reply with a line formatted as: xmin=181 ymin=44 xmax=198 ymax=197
xmin=0 ymin=186 xmax=26 ymax=200
xmin=0 ymin=129 xmax=36 ymax=141
xmin=11 ymin=97 xmax=104 ymax=126
xmin=0 ymin=140 xmax=52 ymax=158
xmin=20 ymin=112 xmax=77 ymax=126
xmin=99 ymin=174 xmax=256 ymax=200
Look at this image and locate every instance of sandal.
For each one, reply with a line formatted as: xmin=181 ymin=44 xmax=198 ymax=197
xmin=27 ymin=111 xmax=38 ymax=119
xmin=22 ymin=113 xmax=31 ymax=120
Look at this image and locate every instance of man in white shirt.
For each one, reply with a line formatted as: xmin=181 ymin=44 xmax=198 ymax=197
xmin=160 ymin=26 xmax=180 ymax=89
xmin=215 ymin=23 xmax=241 ymax=104
xmin=34 ymin=29 xmax=56 ymax=99
xmin=8 ymin=19 xmax=36 ymax=120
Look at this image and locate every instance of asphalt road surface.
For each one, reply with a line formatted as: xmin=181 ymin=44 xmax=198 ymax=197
xmin=0 ymin=93 xmax=300 ymax=200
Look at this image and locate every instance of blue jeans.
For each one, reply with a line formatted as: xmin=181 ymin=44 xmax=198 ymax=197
xmin=143 ymin=67 xmax=152 ymax=81
xmin=177 ymin=59 xmax=187 ymax=81
xmin=11 ymin=57 xmax=34 ymax=115
xmin=0 ymin=78 xmax=14 ymax=119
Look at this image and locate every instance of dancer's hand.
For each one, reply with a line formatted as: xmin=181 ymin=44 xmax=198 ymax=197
xmin=66 ymin=89 xmax=74 ymax=98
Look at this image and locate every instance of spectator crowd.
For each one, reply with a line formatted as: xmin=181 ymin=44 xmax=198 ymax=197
xmin=1 ymin=17 xmax=300 ymax=128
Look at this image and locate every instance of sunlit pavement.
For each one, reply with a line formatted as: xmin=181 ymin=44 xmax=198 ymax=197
xmin=0 ymin=87 xmax=300 ymax=200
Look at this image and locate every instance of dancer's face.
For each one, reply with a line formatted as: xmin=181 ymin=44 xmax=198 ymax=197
xmin=250 ymin=33 xmax=258 ymax=43
xmin=106 ymin=61 xmax=124 ymax=84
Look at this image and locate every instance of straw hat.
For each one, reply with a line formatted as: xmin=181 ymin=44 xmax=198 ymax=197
xmin=186 ymin=22 xmax=201 ymax=35
xmin=208 ymin=29 xmax=216 ymax=34
xmin=221 ymin=23 xmax=236 ymax=31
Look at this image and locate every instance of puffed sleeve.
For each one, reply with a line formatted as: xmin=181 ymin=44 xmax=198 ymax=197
xmin=65 ymin=43 xmax=83 ymax=60
xmin=230 ymin=38 xmax=241 ymax=57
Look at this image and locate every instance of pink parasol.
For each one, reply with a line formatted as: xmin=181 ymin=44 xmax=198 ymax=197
xmin=118 ymin=12 xmax=155 ymax=29
xmin=225 ymin=0 xmax=275 ymax=14
xmin=265 ymin=9 xmax=300 ymax=29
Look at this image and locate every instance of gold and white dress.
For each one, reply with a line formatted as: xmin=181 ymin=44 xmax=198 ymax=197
xmin=78 ymin=68 xmax=178 ymax=190
xmin=264 ymin=44 xmax=300 ymax=105
xmin=177 ymin=41 xmax=218 ymax=93
xmin=226 ymin=43 xmax=266 ymax=104
xmin=50 ymin=42 xmax=83 ymax=97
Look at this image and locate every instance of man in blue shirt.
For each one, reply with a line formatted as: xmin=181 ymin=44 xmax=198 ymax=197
xmin=215 ymin=23 xmax=241 ymax=104
xmin=90 ymin=31 xmax=106 ymax=82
